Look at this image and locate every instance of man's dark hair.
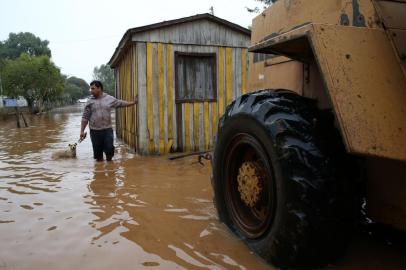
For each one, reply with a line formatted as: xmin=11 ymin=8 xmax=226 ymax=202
xmin=90 ymin=80 xmax=103 ymax=90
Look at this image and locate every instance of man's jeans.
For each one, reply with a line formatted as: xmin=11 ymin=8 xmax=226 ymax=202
xmin=90 ymin=128 xmax=114 ymax=160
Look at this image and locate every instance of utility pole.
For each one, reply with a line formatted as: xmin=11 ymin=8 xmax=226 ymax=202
xmin=209 ymin=6 xmax=214 ymax=15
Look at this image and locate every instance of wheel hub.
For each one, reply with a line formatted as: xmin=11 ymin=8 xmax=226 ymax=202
xmin=237 ymin=161 xmax=264 ymax=207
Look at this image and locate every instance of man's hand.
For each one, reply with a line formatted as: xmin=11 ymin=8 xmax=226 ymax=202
xmin=126 ymin=97 xmax=138 ymax=107
xmin=80 ymin=131 xmax=87 ymax=142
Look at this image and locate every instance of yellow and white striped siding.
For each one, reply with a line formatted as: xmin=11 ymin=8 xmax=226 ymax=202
xmin=116 ymin=45 xmax=137 ymax=150
xmin=118 ymin=42 xmax=248 ymax=155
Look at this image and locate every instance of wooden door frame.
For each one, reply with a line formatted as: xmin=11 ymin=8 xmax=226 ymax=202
xmin=174 ymin=51 xmax=217 ymax=151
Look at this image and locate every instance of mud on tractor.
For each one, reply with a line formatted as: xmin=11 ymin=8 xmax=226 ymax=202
xmin=212 ymin=0 xmax=406 ymax=268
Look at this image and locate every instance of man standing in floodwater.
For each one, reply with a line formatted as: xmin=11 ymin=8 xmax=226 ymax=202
xmin=80 ymin=80 xmax=136 ymax=161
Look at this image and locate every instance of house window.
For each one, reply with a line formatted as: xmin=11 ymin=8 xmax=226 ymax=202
xmin=175 ymin=52 xmax=217 ymax=102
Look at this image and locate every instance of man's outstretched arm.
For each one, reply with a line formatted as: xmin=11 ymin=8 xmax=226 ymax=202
xmin=112 ymin=96 xmax=138 ymax=108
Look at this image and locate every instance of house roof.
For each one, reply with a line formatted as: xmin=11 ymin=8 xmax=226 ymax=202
xmin=108 ymin=13 xmax=251 ymax=67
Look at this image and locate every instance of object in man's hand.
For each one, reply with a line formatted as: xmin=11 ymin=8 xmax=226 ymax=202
xmin=79 ymin=132 xmax=87 ymax=143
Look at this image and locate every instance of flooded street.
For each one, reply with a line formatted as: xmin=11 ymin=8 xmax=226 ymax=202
xmin=0 ymin=105 xmax=271 ymax=270
xmin=1 ymin=105 xmax=405 ymax=270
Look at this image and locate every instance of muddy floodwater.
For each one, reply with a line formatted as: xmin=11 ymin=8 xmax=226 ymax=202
xmin=1 ymin=105 xmax=405 ymax=270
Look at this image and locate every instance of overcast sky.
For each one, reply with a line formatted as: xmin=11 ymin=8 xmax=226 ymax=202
xmin=0 ymin=0 xmax=258 ymax=83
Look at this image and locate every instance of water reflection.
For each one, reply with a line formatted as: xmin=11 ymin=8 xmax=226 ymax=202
xmin=87 ymin=162 xmax=131 ymax=241
xmin=86 ymin=157 xmax=268 ymax=270
xmin=0 ymin=113 xmax=70 ymax=222
xmin=0 ymin=113 xmax=69 ymax=156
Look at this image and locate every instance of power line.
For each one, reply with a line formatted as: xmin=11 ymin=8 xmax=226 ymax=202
xmin=51 ymin=35 xmax=121 ymax=44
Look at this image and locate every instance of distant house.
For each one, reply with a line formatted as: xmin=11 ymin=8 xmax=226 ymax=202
xmin=77 ymin=98 xmax=89 ymax=103
xmin=0 ymin=96 xmax=28 ymax=108
xmin=108 ymin=13 xmax=251 ymax=155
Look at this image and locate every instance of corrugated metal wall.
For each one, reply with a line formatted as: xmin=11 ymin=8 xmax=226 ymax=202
xmin=116 ymin=45 xmax=137 ymax=150
xmin=135 ymin=42 xmax=248 ymax=155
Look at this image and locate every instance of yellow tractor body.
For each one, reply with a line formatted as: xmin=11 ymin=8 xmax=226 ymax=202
xmin=249 ymin=0 xmax=406 ymax=230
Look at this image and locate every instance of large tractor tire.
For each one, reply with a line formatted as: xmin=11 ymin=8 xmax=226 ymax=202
xmin=212 ymin=90 xmax=355 ymax=268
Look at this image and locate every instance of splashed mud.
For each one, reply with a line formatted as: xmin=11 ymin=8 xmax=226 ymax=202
xmin=0 ymin=105 xmax=405 ymax=270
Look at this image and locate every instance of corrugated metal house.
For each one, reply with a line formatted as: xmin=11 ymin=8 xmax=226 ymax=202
xmin=108 ymin=13 xmax=251 ymax=155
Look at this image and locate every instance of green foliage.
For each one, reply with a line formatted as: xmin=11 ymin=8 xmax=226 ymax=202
xmin=0 ymin=32 xmax=51 ymax=60
xmin=0 ymin=32 xmax=93 ymax=110
xmin=247 ymin=0 xmax=277 ymax=13
xmin=93 ymin=64 xmax=115 ymax=96
xmin=0 ymin=42 xmax=6 ymax=72
xmin=1 ymin=54 xmax=64 ymax=111
xmin=63 ymin=82 xmax=83 ymax=102
xmin=61 ymin=76 xmax=89 ymax=102
xmin=0 ymin=41 xmax=4 ymax=67
xmin=66 ymin=76 xmax=90 ymax=97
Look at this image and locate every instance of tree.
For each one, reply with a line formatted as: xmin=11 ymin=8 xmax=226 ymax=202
xmin=0 ymin=32 xmax=52 ymax=99
xmin=0 ymin=32 xmax=51 ymax=60
xmin=1 ymin=54 xmax=64 ymax=112
xmin=93 ymin=64 xmax=115 ymax=96
xmin=63 ymin=82 xmax=83 ymax=102
xmin=0 ymin=41 xmax=4 ymax=66
xmin=0 ymin=42 xmax=6 ymax=92
xmin=66 ymin=76 xmax=90 ymax=97
xmin=247 ymin=0 xmax=277 ymax=13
